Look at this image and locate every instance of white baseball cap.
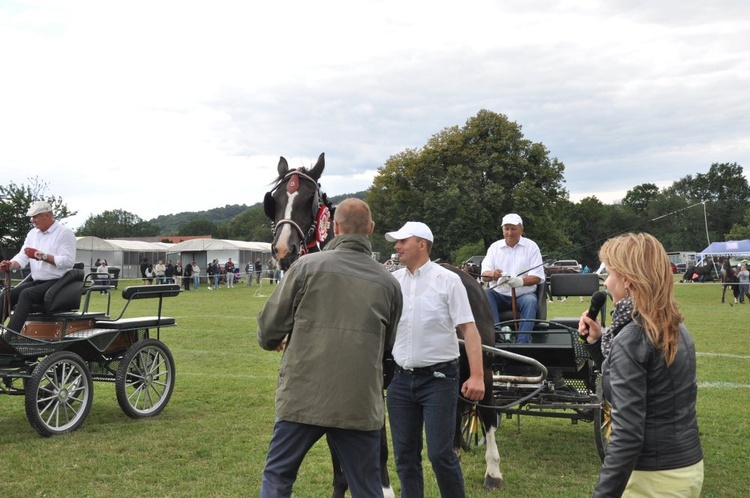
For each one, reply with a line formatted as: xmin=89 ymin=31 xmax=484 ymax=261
xmin=501 ymin=213 xmax=523 ymax=226
xmin=385 ymin=221 xmax=434 ymax=242
xmin=27 ymin=201 xmax=53 ymax=217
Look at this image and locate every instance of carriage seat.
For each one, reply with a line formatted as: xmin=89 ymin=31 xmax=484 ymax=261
xmin=548 ymin=273 xmax=606 ymax=329
xmin=28 ymin=268 xmax=86 ymax=315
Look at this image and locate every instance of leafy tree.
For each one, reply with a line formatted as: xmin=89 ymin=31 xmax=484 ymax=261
xmin=76 ymin=209 xmax=159 ymax=238
xmin=367 ymin=110 xmax=568 ymax=261
xmin=178 ymin=219 xmax=218 ymax=237
xmin=0 ymin=178 xmax=75 ymax=256
xmin=667 ymin=162 xmax=750 ymax=243
xmin=622 ymin=183 xmax=660 ymax=215
xmin=225 ymin=206 xmax=273 ymax=242
xmin=726 ymin=207 xmax=750 ymax=240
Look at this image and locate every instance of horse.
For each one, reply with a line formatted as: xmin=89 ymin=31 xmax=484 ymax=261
xmin=681 ymin=258 xmax=716 ymax=283
xmin=720 ymin=258 xmax=739 ymax=303
xmin=264 ymin=153 xmax=503 ymax=497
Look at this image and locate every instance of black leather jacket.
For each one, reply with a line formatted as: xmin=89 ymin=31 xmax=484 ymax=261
xmin=593 ymin=320 xmax=703 ymax=497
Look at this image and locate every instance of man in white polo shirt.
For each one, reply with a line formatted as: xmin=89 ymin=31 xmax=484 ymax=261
xmin=385 ymin=221 xmax=485 ymax=498
xmin=1 ymin=201 xmax=77 ymax=333
xmin=481 ymin=213 xmax=545 ymax=343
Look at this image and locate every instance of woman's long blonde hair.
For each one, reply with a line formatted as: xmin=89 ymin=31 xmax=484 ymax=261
xmin=600 ymin=233 xmax=683 ymax=365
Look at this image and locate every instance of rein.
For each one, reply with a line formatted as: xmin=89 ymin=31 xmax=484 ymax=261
xmin=1 ymin=270 xmax=11 ymax=324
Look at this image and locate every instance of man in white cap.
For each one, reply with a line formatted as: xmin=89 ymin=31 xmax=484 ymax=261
xmin=384 ymin=221 xmax=485 ymax=498
xmin=0 ymin=201 xmax=77 ymax=333
xmin=481 ymin=213 xmax=545 ymax=343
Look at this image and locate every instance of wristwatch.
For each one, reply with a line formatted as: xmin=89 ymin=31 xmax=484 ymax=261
xmin=40 ymin=253 xmax=48 ymax=261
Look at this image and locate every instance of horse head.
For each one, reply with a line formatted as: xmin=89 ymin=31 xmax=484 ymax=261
xmin=263 ymin=153 xmax=333 ymax=270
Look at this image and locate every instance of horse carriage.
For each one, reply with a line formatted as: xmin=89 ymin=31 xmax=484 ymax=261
xmin=460 ymin=272 xmax=610 ymax=462
xmin=1 ymin=268 xmax=178 ymax=437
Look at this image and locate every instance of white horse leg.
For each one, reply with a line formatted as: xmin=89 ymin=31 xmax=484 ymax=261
xmin=483 ymin=425 xmax=504 ymax=490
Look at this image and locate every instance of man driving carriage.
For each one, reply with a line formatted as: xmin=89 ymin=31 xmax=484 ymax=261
xmin=481 ymin=213 xmax=545 ymax=343
xmin=0 ymin=201 xmax=77 ymax=334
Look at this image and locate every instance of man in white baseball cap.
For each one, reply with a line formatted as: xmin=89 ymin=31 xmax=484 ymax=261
xmin=384 ymin=221 xmax=434 ymax=243
xmin=384 ymin=220 xmax=485 ymax=497
xmin=0 ymin=200 xmax=77 ymax=333
xmin=480 ymin=213 xmax=545 ymax=343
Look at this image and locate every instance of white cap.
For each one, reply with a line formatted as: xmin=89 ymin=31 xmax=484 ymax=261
xmin=27 ymin=201 xmax=53 ymax=217
xmin=385 ymin=221 xmax=434 ymax=242
xmin=501 ymin=213 xmax=523 ymax=226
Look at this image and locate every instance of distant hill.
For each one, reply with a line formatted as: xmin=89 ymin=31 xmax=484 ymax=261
xmin=149 ymin=191 xmax=366 ymax=234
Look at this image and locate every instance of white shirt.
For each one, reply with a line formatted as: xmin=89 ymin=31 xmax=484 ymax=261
xmin=482 ymin=235 xmax=545 ymax=297
xmin=13 ymin=220 xmax=76 ymax=281
xmin=391 ymin=260 xmax=475 ymax=369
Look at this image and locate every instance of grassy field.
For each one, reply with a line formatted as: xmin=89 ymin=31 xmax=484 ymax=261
xmin=1 ymin=277 xmax=748 ymax=497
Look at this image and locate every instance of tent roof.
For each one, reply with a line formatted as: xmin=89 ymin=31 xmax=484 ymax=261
xmin=168 ymin=239 xmax=271 ymax=252
xmin=107 ymin=239 xmax=172 ymax=251
xmin=699 ymin=240 xmax=750 ymax=258
xmin=76 ymin=236 xmax=117 ymax=252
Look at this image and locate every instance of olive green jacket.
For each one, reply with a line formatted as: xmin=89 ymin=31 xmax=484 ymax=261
xmin=257 ymin=234 xmax=402 ymax=430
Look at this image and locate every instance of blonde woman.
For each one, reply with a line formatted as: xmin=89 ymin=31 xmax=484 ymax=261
xmin=579 ymin=233 xmax=703 ymax=497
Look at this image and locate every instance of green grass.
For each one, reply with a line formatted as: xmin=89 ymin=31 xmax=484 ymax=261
xmin=1 ymin=278 xmax=748 ymax=497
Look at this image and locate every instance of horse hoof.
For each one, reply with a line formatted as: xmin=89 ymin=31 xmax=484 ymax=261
xmin=484 ymin=476 xmax=504 ymax=490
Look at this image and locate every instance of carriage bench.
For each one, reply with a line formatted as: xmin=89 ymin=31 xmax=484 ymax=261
xmin=494 ymin=328 xmax=587 ymax=377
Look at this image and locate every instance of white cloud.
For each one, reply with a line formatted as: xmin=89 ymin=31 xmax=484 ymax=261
xmin=1 ymin=0 xmax=748 ymax=231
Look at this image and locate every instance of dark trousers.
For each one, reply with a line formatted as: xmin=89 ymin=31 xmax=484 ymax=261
xmin=2 ymin=279 xmax=58 ymax=332
xmin=386 ymin=362 xmax=465 ymax=498
xmin=260 ymin=419 xmax=382 ymax=498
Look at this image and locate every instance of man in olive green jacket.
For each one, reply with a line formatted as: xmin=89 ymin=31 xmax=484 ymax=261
xmin=258 ymin=198 xmax=402 ymax=498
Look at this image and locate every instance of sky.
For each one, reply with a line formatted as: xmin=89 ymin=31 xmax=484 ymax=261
xmin=2 ymin=0 xmax=748 ymax=231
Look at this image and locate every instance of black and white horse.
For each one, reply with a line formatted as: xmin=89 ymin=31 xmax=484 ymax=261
xmin=264 ymin=153 xmax=503 ymax=497
xmin=721 ymin=258 xmax=739 ymax=303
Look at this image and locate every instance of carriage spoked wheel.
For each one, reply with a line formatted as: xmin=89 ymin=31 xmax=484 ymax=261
xmin=25 ymin=351 xmax=94 ymax=437
xmin=593 ymin=375 xmax=611 ymax=461
xmin=115 ymin=338 xmax=175 ymax=418
xmin=460 ymin=404 xmax=486 ymax=451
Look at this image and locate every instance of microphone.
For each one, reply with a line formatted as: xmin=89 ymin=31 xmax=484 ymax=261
xmin=587 ymin=291 xmax=607 ymax=322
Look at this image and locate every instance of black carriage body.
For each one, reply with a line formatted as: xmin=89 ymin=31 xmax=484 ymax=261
xmin=0 ymin=279 xmax=179 ymax=436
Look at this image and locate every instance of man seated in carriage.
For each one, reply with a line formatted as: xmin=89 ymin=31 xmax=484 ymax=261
xmin=1 ymin=201 xmax=77 ymax=334
xmin=481 ymin=213 xmax=545 ymax=343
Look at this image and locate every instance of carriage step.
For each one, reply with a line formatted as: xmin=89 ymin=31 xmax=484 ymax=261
xmin=94 ymin=316 xmax=176 ymax=330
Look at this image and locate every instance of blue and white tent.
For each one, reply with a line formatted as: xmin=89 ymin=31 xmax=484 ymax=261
xmin=699 ymin=240 xmax=750 ymax=260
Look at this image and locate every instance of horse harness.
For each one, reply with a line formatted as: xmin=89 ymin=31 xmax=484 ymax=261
xmin=264 ymin=169 xmax=333 ymax=257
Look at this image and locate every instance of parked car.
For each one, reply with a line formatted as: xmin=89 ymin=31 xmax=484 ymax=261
xmin=544 ymin=259 xmax=582 ymax=275
xmin=460 ymin=255 xmax=485 ymax=279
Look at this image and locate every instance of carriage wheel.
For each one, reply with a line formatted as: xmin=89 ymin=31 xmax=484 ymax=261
xmin=459 ymin=404 xmax=486 ymax=451
xmin=25 ymin=351 xmax=93 ymax=437
xmin=593 ymin=376 xmax=611 ymax=461
xmin=115 ymin=339 xmax=175 ymax=418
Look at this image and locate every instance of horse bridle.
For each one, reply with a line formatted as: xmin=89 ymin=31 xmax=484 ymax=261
xmin=264 ymin=169 xmax=331 ymax=257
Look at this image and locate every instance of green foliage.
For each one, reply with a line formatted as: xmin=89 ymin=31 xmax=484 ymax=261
xmin=178 ymin=218 xmax=219 ymax=237
xmin=452 ymin=241 xmax=486 ymax=266
xmin=667 ymin=162 xmax=750 ymax=241
xmin=0 ymin=178 xmax=75 ymax=256
xmin=726 ymin=207 xmax=750 ymax=240
xmin=367 ymin=110 xmax=568 ymax=262
xmin=224 ymin=206 xmax=273 ymax=242
xmin=76 ymin=209 xmax=160 ymax=238
xmin=151 ymin=204 xmax=253 ymax=235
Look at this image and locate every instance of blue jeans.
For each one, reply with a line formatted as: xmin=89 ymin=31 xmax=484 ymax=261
xmin=386 ymin=362 xmax=465 ymax=498
xmin=485 ymin=289 xmax=538 ymax=343
xmin=193 ymin=275 xmax=200 ymax=290
xmin=260 ymin=419 xmax=382 ymax=498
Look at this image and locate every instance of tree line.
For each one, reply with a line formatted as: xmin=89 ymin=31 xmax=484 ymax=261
xmin=3 ymin=110 xmax=749 ymax=267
